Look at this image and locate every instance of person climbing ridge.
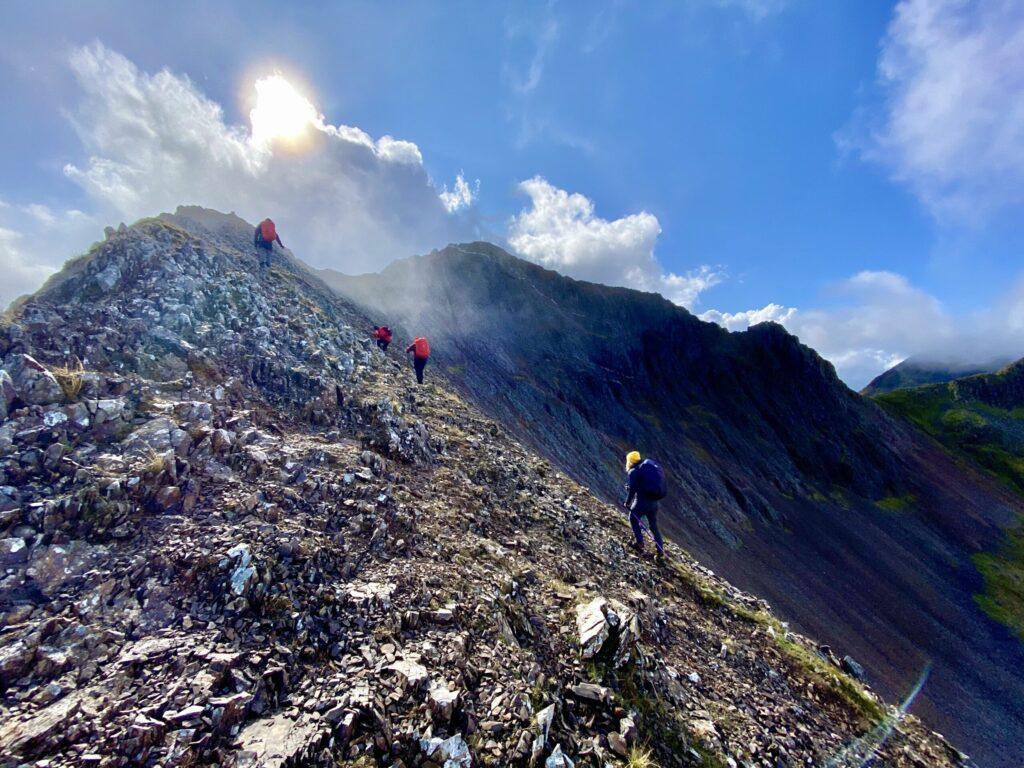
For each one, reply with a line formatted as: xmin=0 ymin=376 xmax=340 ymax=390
xmin=254 ymin=218 xmax=284 ymax=268
xmin=405 ymin=336 xmax=430 ymax=385
xmin=372 ymin=325 xmax=393 ymax=353
xmin=623 ymin=450 xmax=667 ymax=563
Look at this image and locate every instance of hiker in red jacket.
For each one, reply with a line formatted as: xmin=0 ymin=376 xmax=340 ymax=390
xmin=405 ymin=336 xmax=430 ymax=384
xmin=254 ymin=218 xmax=283 ymax=267
xmin=372 ymin=325 xmax=393 ymax=353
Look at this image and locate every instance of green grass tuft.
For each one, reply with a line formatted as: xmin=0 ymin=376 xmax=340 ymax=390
xmin=875 ymin=494 xmax=915 ymax=512
xmin=973 ymin=530 xmax=1024 ymax=641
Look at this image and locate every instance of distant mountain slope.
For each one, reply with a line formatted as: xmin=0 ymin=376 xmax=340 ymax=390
xmin=874 ymin=360 xmax=1024 ymax=645
xmin=323 ymin=242 xmax=1024 ymax=767
xmin=862 ymin=357 xmax=1010 ymax=396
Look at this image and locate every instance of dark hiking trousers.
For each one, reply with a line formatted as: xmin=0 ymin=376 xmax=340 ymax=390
xmin=376 ymin=339 xmax=390 ymax=352
xmin=257 ymin=240 xmax=273 ymax=268
xmin=629 ymin=496 xmax=664 ymax=554
xmin=413 ymin=356 xmax=427 ymax=384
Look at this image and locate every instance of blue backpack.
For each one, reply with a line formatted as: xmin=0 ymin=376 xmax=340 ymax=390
xmin=634 ymin=459 xmax=667 ymax=500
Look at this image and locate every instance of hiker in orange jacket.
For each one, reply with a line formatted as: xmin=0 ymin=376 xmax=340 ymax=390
xmin=372 ymin=325 xmax=393 ymax=353
xmin=254 ymin=218 xmax=283 ymax=267
xmin=405 ymin=336 xmax=430 ymax=384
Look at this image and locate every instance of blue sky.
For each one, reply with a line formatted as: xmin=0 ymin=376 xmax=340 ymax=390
xmin=2 ymin=1 xmax=1023 ymax=387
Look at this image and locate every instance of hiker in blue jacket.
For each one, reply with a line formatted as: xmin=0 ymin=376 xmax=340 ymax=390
xmin=624 ymin=450 xmax=666 ymax=561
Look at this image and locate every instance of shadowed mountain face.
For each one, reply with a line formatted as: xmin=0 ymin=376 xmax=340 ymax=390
xmin=324 ymin=242 xmax=1024 ymax=767
xmin=862 ymin=357 xmax=1011 ymax=396
xmin=874 ymin=361 xmax=1024 ymax=648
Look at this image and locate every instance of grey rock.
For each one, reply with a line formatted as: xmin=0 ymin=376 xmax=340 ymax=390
xmin=93 ymin=263 xmax=122 ymax=292
xmin=420 ymin=733 xmax=472 ymax=767
xmin=6 ymin=354 xmax=63 ymax=406
xmin=842 ymin=655 xmax=865 ymax=680
xmin=233 ymin=711 xmax=325 ymax=768
xmin=1 ymin=536 xmax=28 ymax=566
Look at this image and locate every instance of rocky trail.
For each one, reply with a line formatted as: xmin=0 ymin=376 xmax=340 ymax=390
xmin=0 ymin=211 xmax=971 ymax=767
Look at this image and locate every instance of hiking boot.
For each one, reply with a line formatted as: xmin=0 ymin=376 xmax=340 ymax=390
xmin=655 ymin=551 xmax=666 ymax=566
xmin=627 ymin=540 xmax=643 ymax=555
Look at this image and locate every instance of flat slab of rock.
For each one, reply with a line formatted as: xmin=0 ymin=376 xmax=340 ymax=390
xmin=0 ymin=692 xmax=81 ymax=756
xmin=233 ymin=710 xmax=324 ymax=768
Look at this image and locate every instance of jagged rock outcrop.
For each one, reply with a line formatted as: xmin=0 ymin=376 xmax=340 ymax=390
xmin=0 ymin=209 xmax=978 ymax=767
xmin=951 ymin=359 xmax=1024 ymax=410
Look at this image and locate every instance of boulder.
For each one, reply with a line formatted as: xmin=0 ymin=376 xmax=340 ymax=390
xmin=576 ymin=597 xmax=610 ymax=659
xmin=5 ymin=354 xmax=62 ymax=406
xmin=93 ymin=262 xmax=122 ymax=292
xmin=122 ymin=417 xmax=190 ymax=457
xmin=227 ymin=543 xmax=257 ymax=596
xmin=420 ymin=733 xmax=472 ymax=767
xmin=1 ymin=536 xmax=28 ymax=566
xmin=545 ymin=744 xmax=574 ymax=768
xmin=570 ymin=682 xmax=612 ymax=705
xmin=0 ymin=369 xmax=16 ymax=419
xmin=388 ymin=657 xmax=429 ymax=691
xmin=0 ymin=640 xmax=35 ymax=688
xmin=607 ymin=731 xmax=628 ymax=757
xmin=428 ymin=681 xmax=460 ymax=721
xmin=232 ymin=711 xmax=326 ymax=768
xmin=575 ymin=595 xmax=637 ymax=666
xmin=842 ymin=655 xmax=865 ymax=680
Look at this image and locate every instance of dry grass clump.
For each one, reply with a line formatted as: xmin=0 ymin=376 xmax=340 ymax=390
xmin=52 ymin=360 xmax=85 ymax=402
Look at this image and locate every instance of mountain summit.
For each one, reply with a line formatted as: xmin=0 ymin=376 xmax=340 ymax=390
xmin=325 ymin=241 xmax=1024 ymax=767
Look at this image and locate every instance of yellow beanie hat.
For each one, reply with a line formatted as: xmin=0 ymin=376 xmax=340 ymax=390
xmin=626 ymin=450 xmax=641 ymax=470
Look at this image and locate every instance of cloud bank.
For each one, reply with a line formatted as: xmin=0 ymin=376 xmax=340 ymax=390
xmin=58 ymin=43 xmax=477 ymax=277
xmin=845 ymin=0 xmax=1024 ymax=221
xmin=702 ymin=270 xmax=1024 ymax=389
xmin=508 ymin=177 xmax=722 ymax=308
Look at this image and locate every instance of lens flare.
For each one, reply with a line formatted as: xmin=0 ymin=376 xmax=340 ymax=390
xmin=250 ymin=74 xmax=319 ymax=145
xmin=822 ymin=664 xmax=931 ymax=768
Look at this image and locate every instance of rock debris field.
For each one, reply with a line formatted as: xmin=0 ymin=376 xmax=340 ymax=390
xmin=0 ymin=211 xmax=973 ymax=767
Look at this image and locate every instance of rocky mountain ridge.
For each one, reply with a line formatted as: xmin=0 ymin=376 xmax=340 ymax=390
xmin=0 ymin=208 xmax=973 ymax=767
xmin=861 ymin=358 xmax=1011 ymax=396
xmin=324 ymin=242 xmax=1024 ymax=767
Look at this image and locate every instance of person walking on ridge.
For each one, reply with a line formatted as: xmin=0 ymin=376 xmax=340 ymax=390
xmin=254 ymin=218 xmax=283 ymax=267
xmin=405 ymin=336 xmax=430 ymax=384
xmin=624 ymin=450 xmax=667 ymax=562
xmin=372 ymin=325 xmax=393 ymax=353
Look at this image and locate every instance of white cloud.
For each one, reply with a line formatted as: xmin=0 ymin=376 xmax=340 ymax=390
xmin=508 ymin=16 xmax=559 ymax=94
xmin=0 ymin=227 xmax=59 ymax=301
xmin=59 ymin=43 xmax=475 ymax=278
xmin=846 ymin=0 xmax=1024 ymax=220
xmin=699 ymin=302 xmax=797 ymax=331
xmin=508 ymin=176 xmax=723 ymax=308
xmin=702 ymin=269 xmax=1024 ymax=389
xmin=439 ymin=173 xmax=479 ymax=213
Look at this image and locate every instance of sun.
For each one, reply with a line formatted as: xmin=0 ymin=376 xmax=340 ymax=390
xmin=250 ymin=75 xmax=319 ymax=145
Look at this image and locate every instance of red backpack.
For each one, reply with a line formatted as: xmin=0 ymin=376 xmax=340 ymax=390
xmin=260 ymin=219 xmax=277 ymax=242
xmin=413 ymin=337 xmax=430 ymax=359
xmin=380 ymin=326 xmax=393 ymax=342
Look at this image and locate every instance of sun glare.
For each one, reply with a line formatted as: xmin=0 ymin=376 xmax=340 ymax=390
xmin=250 ymin=75 xmax=319 ymax=145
